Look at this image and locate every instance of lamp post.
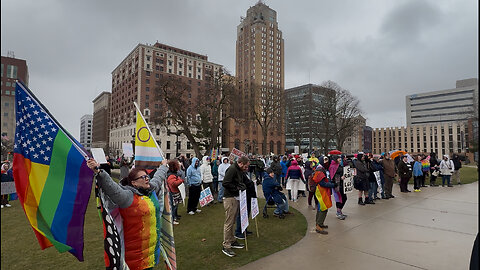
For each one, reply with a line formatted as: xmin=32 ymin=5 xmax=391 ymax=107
xmin=167 ymin=129 xmax=181 ymax=158
xmin=131 ymin=133 xmax=135 ymax=155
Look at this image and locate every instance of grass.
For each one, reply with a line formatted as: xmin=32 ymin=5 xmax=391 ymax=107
xmin=1 ymin=185 xmax=307 ymax=270
xmin=407 ymin=166 xmax=478 ymax=184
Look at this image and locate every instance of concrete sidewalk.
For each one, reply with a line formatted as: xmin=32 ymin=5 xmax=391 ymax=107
xmin=238 ymin=182 xmax=478 ymax=270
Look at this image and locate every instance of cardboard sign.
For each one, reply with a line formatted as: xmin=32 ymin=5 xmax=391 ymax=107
xmin=228 ymin=148 xmax=246 ymax=162
xmin=122 ymin=143 xmax=133 ymax=158
xmin=1 ymin=182 xmax=16 ymax=195
xmin=199 ymin=187 xmax=214 ymax=207
xmin=294 ymin=146 xmax=299 ymax=154
xmin=239 ymin=190 xmax=249 ymax=233
xmin=343 ymin=166 xmax=354 ymax=194
xmin=91 ymin=148 xmax=108 ymax=164
xmin=251 ymin=197 xmax=259 ymax=219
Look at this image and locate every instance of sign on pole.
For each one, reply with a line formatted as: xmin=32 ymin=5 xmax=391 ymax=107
xmin=373 ymin=171 xmax=383 ymax=193
xmin=294 ymin=146 xmax=299 ymax=154
xmin=239 ymin=190 xmax=249 ymax=233
xmin=199 ymin=187 xmax=214 ymax=207
xmin=228 ymin=148 xmax=246 ymax=162
xmin=251 ymin=198 xmax=259 ymax=219
xmin=1 ymin=182 xmax=16 ymax=195
xmin=343 ymin=166 xmax=354 ymax=194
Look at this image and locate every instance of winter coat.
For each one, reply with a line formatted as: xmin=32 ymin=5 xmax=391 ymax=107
xmin=439 ymin=159 xmax=455 ymax=176
xmin=218 ymin=157 xmax=231 ymax=182
xmin=222 ymin=162 xmax=247 ymax=198
xmin=304 ymin=161 xmax=315 ymax=190
xmin=381 ymin=158 xmax=396 ymax=178
xmin=398 ymin=160 xmax=412 ymax=179
xmin=280 ymin=160 xmax=288 ymax=177
xmin=262 ymin=172 xmax=286 ymax=205
xmin=452 ymin=156 xmax=462 ymax=171
xmin=413 ymin=161 xmax=423 ymax=177
xmin=167 ymin=172 xmax=184 ymax=193
xmin=285 ymin=160 xmax=305 ymax=181
xmin=200 ymin=156 xmax=213 ymax=183
xmin=353 ymin=158 xmax=369 ymax=181
xmin=186 ymin=157 xmax=202 ymax=186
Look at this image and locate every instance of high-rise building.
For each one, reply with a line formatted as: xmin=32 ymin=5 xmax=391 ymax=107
xmin=284 ymin=84 xmax=335 ymax=153
xmin=342 ymin=116 xmax=367 ymax=154
xmin=1 ymin=55 xmax=29 ymax=139
xmin=109 ymin=42 xmax=221 ymax=158
xmin=92 ymin=91 xmax=111 ymax=152
xmin=406 ymin=78 xmax=478 ymax=125
xmin=80 ymin=114 xmax=93 ymax=150
xmin=224 ymin=1 xmax=285 ymax=155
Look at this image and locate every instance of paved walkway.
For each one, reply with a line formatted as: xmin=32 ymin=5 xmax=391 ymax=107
xmin=238 ymin=182 xmax=478 ymax=270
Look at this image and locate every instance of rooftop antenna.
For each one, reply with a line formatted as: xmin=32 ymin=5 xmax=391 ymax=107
xmin=257 ymin=0 xmax=265 ymax=4
xmin=7 ymin=51 xmax=15 ymax=58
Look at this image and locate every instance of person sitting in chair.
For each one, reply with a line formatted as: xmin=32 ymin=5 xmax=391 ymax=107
xmin=262 ymin=168 xmax=290 ymax=218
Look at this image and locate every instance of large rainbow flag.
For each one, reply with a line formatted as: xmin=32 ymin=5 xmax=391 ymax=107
xmin=12 ymin=81 xmax=93 ymax=261
xmin=134 ymin=102 xmax=164 ymax=169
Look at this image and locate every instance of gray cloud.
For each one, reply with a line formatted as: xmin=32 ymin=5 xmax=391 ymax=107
xmin=1 ymin=0 xmax=477 ymax=138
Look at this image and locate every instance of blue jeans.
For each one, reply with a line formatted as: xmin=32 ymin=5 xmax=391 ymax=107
xmin=217 ymin=181 xmax=224 ymax=202
xmin=442 ymin=175 xmax=451 ymax=186
xmin=274 ymin=198 xmax=289 ymax=215
xmin=368 ymin=182 xmax=376 ymax=198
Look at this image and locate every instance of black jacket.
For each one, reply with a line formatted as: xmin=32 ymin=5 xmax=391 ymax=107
xmin=222 ymin=162 xmax=247 ymax=198
xmin=398 ymin=161 xmax=412 ymax=179
xmin=270 ymin=161 xmax=282 ymax=175
xmin=452 ymin=157 xmax=462 ymax=171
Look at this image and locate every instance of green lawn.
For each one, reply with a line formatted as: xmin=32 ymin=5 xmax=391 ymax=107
xmin=1 ymin=187 xmax=307 ymax=270
xmin=407 ymin=166 xmax=478 ymax=184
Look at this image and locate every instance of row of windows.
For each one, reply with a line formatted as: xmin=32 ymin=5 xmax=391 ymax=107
xmin=1 ymin=64 xmax=18 ymax=79
xmin=410 ymin=89 xmax=474 ymax=101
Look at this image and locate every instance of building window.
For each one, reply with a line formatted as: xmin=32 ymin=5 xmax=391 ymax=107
xmin=6 ymin=65 xmax=18 ymax=79
xmin=167 ymin=141 xmax=171 ymax=149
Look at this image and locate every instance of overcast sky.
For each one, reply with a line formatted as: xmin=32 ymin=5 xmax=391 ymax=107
xmin=2 ymin=0 xmax=478 ymax=139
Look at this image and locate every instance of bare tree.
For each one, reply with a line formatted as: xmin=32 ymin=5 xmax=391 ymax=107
xmin=153 ymin=68 xmax=239 ymax=157
xmin=249 ymin=84 xmax=284 ymax=155
xmin=313 ymin=80 xmax=363 ymax=154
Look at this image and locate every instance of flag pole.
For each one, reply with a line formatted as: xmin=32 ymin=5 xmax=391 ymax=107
xmin=244 ymin=231 xmax=248 ymax=251
xmin=255 ymin=217 xmax=259 ymax=237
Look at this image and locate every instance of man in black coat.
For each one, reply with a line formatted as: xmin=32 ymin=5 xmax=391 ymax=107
xmin=452 ymin=154 xmax=462 ymax=185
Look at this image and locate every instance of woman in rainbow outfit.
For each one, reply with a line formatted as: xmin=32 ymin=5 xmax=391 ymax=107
xmin=88 ymin=158 xmax=169 ymax=270
xmin=312 ymin=164 xmax=338 ymax=234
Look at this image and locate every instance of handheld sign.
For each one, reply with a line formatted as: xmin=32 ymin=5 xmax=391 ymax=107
xmin=251 ymin=198 xmax=259 ymax=219
xmin=122 ymin=143 xmax=133 ymax=158
xmin=343 ymin=166 xmax=354 ymax=194
xmin=239 ymin=190 xmax=249 ymax=233
xmin=91 ymin=148 xmax=108 ymax=164
xmin=199 ymin=187 xmax=214 ymax=207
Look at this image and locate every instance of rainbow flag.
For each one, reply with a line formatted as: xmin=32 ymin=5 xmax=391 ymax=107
xmin=421 ymin=159 xmax=430 ymax=172
xmin=160 ymin=182 xmax=176 ymax=270
xmin=134 ymin=102 xmax=164 ymax=169
xmin=12 ymin=81 xmax=93 ymax=261
xmin=315 ymin=185 xmax=332 ymax=212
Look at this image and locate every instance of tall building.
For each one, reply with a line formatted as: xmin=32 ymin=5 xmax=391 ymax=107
xmin=109 ymin=42 xmax=221 ymax=159
xmin=92 ymin=91 xmax=111 ymax=151
xmin=371 ymin=122 xmax=472 ymax=160
xmin=406 ymin=78 xmax=478 ymax=125
xmin=79 ymin=114 xmax=93 ymax=150
xmin=1 ymin=55 xmax=29 ymax=139
xmin=284 ymin=84 xmax=335 ymax=153
xmin=224 ymin=1 xmax=285 ymax=155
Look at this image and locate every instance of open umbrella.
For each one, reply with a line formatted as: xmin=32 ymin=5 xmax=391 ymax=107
xmin=328 ymin=150 xmax=342 ymax=155
xmin=390 ymin=150 xmax=407 ymax=160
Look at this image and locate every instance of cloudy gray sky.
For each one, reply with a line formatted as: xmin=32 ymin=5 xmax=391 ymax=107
xmin=2 ymin=0 xmax=478 ymax=139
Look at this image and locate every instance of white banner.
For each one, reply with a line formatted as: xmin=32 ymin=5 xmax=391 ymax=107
xmin=1 ymin=182 xmax=16 ymax=195
xmin=239 ymin=190 xmax=249 ymax=233
xmin=343 ymin=166 xmax=354 ymax=194
xmin=251 ymin=197 xmax=259 ymax=219
xmin=374 ymin=171 xmax=383 ymax=193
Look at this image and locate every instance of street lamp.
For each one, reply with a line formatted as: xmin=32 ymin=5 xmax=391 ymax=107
xmin=131 ymin=133 xmax=135 ymax=155
xmin=167 ymin=129 xmax=182 ymax=158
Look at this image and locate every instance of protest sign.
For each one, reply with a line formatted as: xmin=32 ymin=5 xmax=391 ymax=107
xmin=199 ymin=187 xmax=214 ymax=207
xmin=239 ymin=190 xmax=249 ymax=233
xmin=374 ymin=171 xmax=383 ymax=193
xmin=1 ymin=182 xmax=16 ymax=195
xmin=343 ymin=166 xmax=354 ymax=194
xmin=228 ymin=148 xmax=246 ymax=162
xmin=251 ymin=198 xmax=259 ymax=219
xmin=91 ymin=148 xmax=108 ymax=164
xmin=122 ymin=143 xmax=133 ymax=158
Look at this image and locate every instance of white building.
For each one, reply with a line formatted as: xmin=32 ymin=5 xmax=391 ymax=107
xmin=79 ymin=114 xmax=93 ymax=150
xmin=406 ymin=78 xmax=478 ymax=125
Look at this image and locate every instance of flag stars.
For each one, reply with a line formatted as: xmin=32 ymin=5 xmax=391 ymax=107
xmin=36 ymin=143 xmax=40 ymax=148
xmin=44 ymin=130 xmax=49 ymax=135
xmin=32 ymin=137 xmax=37 ymax=142
xmin=29 ymin=103 xmax=35 ymax=108
xmin=34 ymin=127 xmax=39 ymax=132
xmin=38 ymin=134 xmax=43 ymax=138
xmin=29 ymin=146 xmax=35 ymax=152
xmin=33 ymin=110 xmax=39 ymax=115
xmin=47 ymin=122 xmax=53 ymax=126
xmin=51 ymin=127 xmax=57 ymax=132
xmin=44 ymin=156 xmax=49 ymax=161
xmin=40 ymin=124 xmax=46 ymax=129
xmin=42 ymin=140 xmax=47 ymax=145
xmin=26 ymin=97 xmax=31 ymax=101
xmin=33 ymin=154 xmax=39 ymax=159
xmin=37 ymin=117 xmax=42 ymax=122
xmin=26 ymin=139 xmax=31 ymax=145
xmin=47 ymin=137 xmax=53 ymax=141
xmin=40 ymin=150 xmax=45 ymax=155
